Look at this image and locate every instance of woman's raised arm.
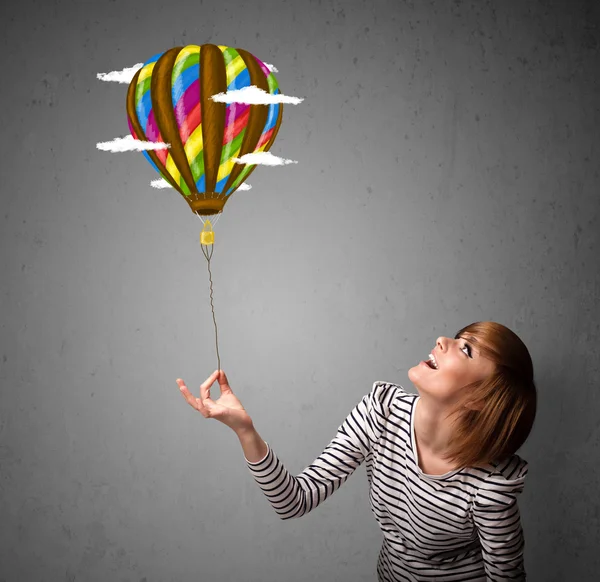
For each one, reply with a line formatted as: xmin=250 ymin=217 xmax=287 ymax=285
xmin=240 ymin=382 xmax=398 ymax=520
xmin=177 ymin=371 xmax=397 ymax=520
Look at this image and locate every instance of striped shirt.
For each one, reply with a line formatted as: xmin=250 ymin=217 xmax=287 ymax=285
xmin=245 ymin=382 xmax=528 ymax=581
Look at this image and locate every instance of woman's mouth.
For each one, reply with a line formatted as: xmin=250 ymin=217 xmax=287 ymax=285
xmin=421 ymin=360 xmax=437 ymax=370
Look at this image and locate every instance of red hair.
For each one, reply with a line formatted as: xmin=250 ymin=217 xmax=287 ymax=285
xmin=442 ymin=321 xmax=537 ymax=468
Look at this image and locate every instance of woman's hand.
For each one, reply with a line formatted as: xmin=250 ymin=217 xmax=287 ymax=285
xmin=177 ymin=370 xmax=254 ymax=434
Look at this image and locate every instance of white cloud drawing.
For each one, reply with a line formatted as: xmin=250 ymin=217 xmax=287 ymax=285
xmin=234 ymin=152 xmax=298 ymax=166
xmin=211 ymin=85 xmax=303 ymax=105
xmin=97 ymin=64 xmax=144 ymax=84
xmin=96 ymin=135 xmax=170 ymax=152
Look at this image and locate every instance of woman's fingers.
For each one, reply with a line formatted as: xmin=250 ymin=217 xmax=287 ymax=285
xmin=217 ymin=370 xmax=233 ymax=395
xmin=200 ymin=369 xmax=221 ymax=401
xmin=177 ymin=378 xmax=209 ymax=417
xmin=177 ymin=370 xmax=233 ymax=420
xmin=177 ymin=378 xmax=197 ymax=409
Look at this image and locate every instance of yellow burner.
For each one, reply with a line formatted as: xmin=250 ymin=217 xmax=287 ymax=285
xmin=200 ymin=220 xmax=214 ymax=245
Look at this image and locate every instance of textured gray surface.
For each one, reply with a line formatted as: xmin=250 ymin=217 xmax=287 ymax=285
xmin=1 ymin=0 xmax=599 ymax=580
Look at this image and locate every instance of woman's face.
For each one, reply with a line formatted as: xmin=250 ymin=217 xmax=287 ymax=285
xmin=408 ymin=335 xmax=496 ymax=406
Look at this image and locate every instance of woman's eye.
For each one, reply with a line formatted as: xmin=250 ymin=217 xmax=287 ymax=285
xmin=461 ymin=344 xmax=472 ymax=358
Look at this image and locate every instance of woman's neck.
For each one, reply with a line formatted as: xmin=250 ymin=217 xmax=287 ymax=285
xmin=414 ymin=394 xmax=457 ymax=457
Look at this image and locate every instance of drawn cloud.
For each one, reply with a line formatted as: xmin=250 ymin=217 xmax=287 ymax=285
xmin=96 ymin=135 xmax=170 ymax=152
xmin=234 ymin=152 xmax=297 ymax=165
xmin=211 ymin=85 xmax=302 ymax=105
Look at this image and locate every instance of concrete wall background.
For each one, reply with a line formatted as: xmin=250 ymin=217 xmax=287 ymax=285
xmin=1 ymin=0 xmax=598 ymax=580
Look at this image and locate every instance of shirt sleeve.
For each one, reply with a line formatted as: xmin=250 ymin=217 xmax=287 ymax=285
xmin=473 ymin=455 xmax=529 ymax=581
xmin=244 ymin=381 xmax=399 ymax=520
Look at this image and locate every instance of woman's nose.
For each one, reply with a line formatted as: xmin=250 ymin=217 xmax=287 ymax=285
xmin=436 ymin=337 xmax=446 ymax=351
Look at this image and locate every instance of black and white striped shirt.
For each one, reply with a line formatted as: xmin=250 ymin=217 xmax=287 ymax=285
xmin=245 ymin=382 xmax=528 ymax=581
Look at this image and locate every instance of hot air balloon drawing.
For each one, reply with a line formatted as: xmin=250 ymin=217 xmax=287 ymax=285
xmin=126 ymin=43 xmax=284 ymax=242
xmin=123 ymin=44 xmax=290 ymax=371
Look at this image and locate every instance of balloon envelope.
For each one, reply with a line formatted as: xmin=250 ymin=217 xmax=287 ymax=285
xmin=126 ymin=44 xmax=283 ymax=215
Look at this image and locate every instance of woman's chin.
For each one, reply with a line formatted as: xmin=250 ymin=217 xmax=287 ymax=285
xmin=407 ymin=366 xmax=421 ymax=385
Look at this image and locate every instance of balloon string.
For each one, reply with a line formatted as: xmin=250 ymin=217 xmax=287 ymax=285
xmin=201 ymin=242 xmax=221 ymax=373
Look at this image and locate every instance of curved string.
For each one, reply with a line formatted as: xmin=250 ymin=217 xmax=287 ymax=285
xmin=196 ymin=211 xmax=221 ymax=373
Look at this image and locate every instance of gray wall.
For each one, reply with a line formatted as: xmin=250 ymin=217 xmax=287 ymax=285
xmin=1 ymin=0 xmax=598 ymax=580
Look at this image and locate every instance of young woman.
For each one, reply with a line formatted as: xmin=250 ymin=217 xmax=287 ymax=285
xmin=177 ymin=321 xmax=537 ymax=581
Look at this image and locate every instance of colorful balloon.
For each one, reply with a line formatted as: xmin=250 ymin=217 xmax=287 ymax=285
xmin=126 ymin=44 xmax=283 ymax=216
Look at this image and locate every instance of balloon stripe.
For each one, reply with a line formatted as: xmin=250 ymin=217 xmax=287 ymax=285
xmin=219 ymin=110 xmax=250 ymax=182
xmin=266 ymin=72 xmax=280 ymax=93
xmin=224 ymin=127 xmax=245 ymax=157
xmin=138 ymin=74 xmax=152 ymax=96
xmin=145 ymin=109 xmax=169 ymax=166
xmin=221 ymin=105 xmax=234 ymax=153
xmin=223 ymin=103 xmax=249 ymax=139
xmin=256 ymin=126 xmax=275 ymax=150
xmin=179 ymin=174 xmax=191 ymax=195
xmin=134 ymin=82 xmax=146 ymax=121
xmin=221 ymin=47 xmax=243 ymax=73
xmin=174 ymin=78 xmax=200 ymax=134
xmin=214 ymin=175 xmax=230 ymax=193
xmin=261 ymin=89 xmax=284 ymax=155
xmin=138 ymin=63 xmax=155 ymax=84
xmin=185 ymin=124 xmax=204 ymax=156
xmin=134 ymin=80 xmax=146 ymax=112
xmin=172 ymin=65 xmax=197 ymax=108
xmin=153 ymin=47 xmax=197 ymax=197
xmin=126 ymin=67 xmax=182 ymax=196
xmin=172 ymin=54 xmax=199 ymax=83
xmin=145 ymin=109 xmax=160 ymax=142
xmin=189 ymin=146 xmax=205 ymax=184
xmin=227 ymin=58 xmax=247 ymax=84
xmin=172 ymin=49 xmax=199 ymax=119
xmin=172 ymin=47 xmax=201 ymax=155
xmin=216 ymin=49 xmax=253 ymax=191
xmin=263 ymin=102 xmax=279 ymax=133
xmin=195 ymin=174 xmax=206 ymax=192
xmin=220 ymin=45 xmax=237 ymax=59
xmin=233 ymin=105 xmax=250 ymax=136
xmin=217 ymin=131 xmax=244 ymax=182
xmin=136 ymin=69 xmax=154 ymax=132
xmin=219 ymin=48 xmax=270 ymax=195
xmin=137 ymin=90 xmax=153 ymax=133
xmin=182 ymin=177 xmax=191 ymax=194
xmin=164 ymin=150 xmax=182 ymax=186
xmin=185 ymin=124 xmax=204 ymax=182
xmin=268 ymin=75 xmax=279 ymax=92
xmin=220 ymin=51 xmax=251 ymax=149
xmin=228 ymin=67 xmax=250 ymax=91
xmin=180 ymin=101 xmax=201 ymax=144
xmin=216 ymin=130 xmax=245 ymax=185
xmin=223 ymin=49 xmax=250 ymax=88
xmin=170 ymin=47 xmax=202 ymax=187
xmin=173 ymin=47 xmax=199 ymax=76
xmin=174 ymin=45 xmax=200 ymax=65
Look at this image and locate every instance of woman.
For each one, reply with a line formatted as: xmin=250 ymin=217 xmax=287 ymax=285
xmin=177 ymin=321 xmax=537 ymax=581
